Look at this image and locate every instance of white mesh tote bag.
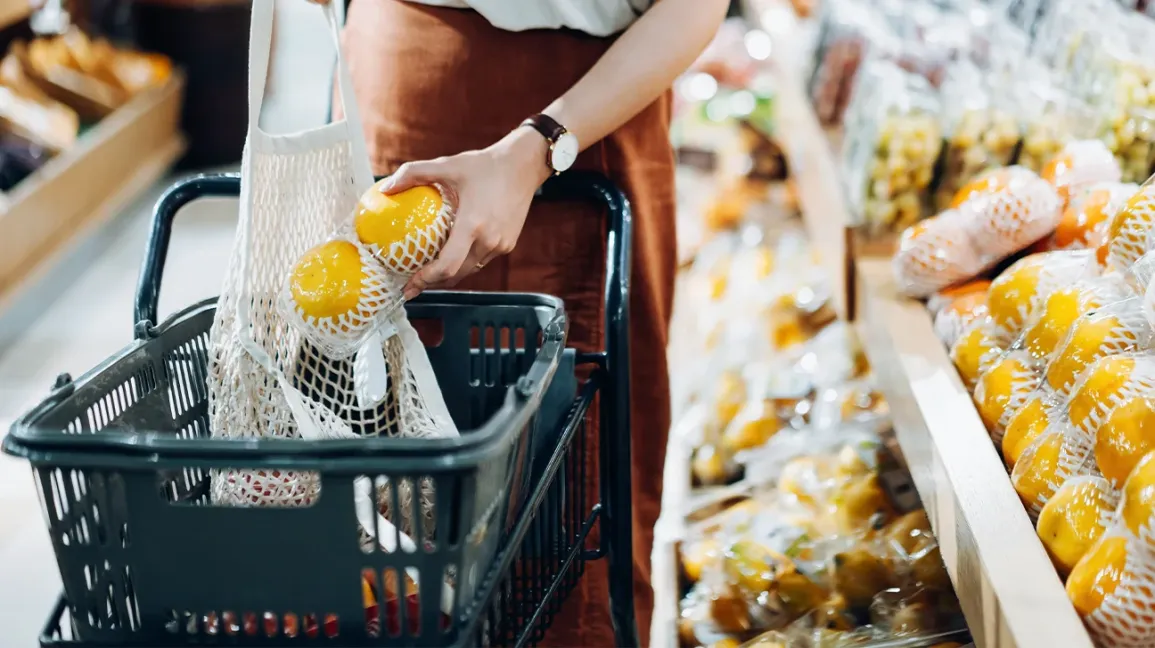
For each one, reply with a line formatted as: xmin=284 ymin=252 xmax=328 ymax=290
xmin=206 ymin=0 xmax=458 ymax=575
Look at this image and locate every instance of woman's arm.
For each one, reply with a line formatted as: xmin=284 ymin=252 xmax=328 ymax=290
xmin=371 ymin=0 xmax=730 ymax=297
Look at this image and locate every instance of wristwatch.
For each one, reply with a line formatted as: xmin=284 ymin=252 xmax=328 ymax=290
xmin=520 ymin=114 xmax=579 ymax=175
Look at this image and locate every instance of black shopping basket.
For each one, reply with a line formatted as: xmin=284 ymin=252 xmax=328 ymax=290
xmin=2 ymin=171 xmax=638 ymax=648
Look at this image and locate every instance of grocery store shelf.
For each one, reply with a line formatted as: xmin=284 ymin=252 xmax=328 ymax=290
xmin=855 ymin=258 xmax=1094 ymax=648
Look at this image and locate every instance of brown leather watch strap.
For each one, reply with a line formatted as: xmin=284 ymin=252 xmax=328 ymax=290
xmin=520 ymin=114 xmax=567 ymax=143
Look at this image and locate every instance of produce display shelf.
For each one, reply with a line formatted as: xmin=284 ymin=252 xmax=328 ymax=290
xmin=854 ymin=258 xmax=1094 ymax=648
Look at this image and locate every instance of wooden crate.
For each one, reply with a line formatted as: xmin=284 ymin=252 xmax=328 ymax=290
xmin=0 ymin=72 xmax=185 ymax=307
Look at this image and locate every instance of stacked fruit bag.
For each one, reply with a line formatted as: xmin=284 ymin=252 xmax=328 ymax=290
xmin=892 ymin=123 xmax=1155 ymax=644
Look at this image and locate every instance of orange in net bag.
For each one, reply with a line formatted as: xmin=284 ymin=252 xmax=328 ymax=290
xmin=963 ymin=167 xmax=1063 ymax=255
xmin=985 ymin=250 xmax=1099 ymax=343
xmin=1066 ymin=526 xmax=1155 ymax=647
xmin=1052 ymin=182 xmax=1139 ymax=250
xmin=1041 ymin=139 xmax=1124 ymax=206
xmin=1002 ymin=387 xmax=1061 ymax=470
xmin=933 ymin=289 xmax=988 ymax=348
xmin=1067 ymin=353 xmax=1155 ymax=487
xmin=892 ymin=208 xmax=981 ymax=298
xmin=1011 ymin=418 xmax=1097 ymax=518
xmin=926 ymin=279 xmax=991 ymax=315
xmin=1105 ymin=180 xmax=1155 ymax=273
xmin=973 ymin=349 xmax=1041 ymax=445
xmin=1122 ymin=450 xmax=1155 ymax=547
xmin=1045 ymin=297 xmax=1153 ymax=399
xmin=950 ymin=319 xmax=1004 ymax=390
xmin=1037 ymin=475 xmax=1120 ymax=578
xmin=949 ymin=165 xmax=1038 ymax=210
xmin=1019 ymin=274 xmax=1133 ymax=366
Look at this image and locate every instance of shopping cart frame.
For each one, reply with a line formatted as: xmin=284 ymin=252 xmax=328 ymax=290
xmin=10 ymin=170 xmax=637 ymax=647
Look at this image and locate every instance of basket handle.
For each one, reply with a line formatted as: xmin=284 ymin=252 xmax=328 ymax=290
xmin=135 ymin=173 xmax=242 ymax=332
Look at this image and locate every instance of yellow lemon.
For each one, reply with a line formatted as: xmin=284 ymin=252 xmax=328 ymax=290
xmin=1122 ymin=451 xmax=1155 ymax=538
xmin=289 ymin=240 xmax=365 ymax=320
xmin=1066 ymin=536 xmax=1128 ymax=617
xmin=1096 ymin=395 xmax=1155 ymax=486
xmin=951 ymin=324 xmax=1004 ymax=390
xmin=950 ymin=167 xmax=1019 ymax=209
xmin=1037 ymin=477 xmax=1116 ymax=577
xmin=1106 ymin=184 xmax=1155 ymax=270
xmin=1047 ymin=314 xmax=1125 ymax=395
xmin=354 ymin=183 xmax=448 ymax=273
xmin=681 ymin=537 xmax=720 ymax=583
xmin=1002 ymin=394 xmax=1052 ymax=469
xmin=1023 ymin=285 xmax=1102 ymax=362
xmin=974 ymin=352 xmax=1039 ymax=438
xmin=1055 ymin=186 xmax=1118 ymax=249
xmin=1068 ymin=355 xmax=1135 ymax=434
xmin=779 ymin=456 xmax=834 ymax=507
xmin=721 ymin=401 xmax=780 ymax=454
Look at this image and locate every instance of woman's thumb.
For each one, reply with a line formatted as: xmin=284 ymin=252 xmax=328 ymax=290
xmin=380 ymin=161 xmax=437 ymax=194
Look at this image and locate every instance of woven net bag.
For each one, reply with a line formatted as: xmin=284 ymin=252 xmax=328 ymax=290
xmin=205 ymin=1 xmax=458 ymax=562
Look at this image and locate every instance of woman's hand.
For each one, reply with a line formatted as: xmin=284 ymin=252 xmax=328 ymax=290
xmin=384 ymin=128 xmax=553 ymax=300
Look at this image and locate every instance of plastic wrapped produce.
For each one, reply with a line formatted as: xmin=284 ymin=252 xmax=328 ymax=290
xmin=985 ymin=250 xmax=1099 ymax=342
xmin=892 ymin=208 xmax=980 ymax=298
xmin=973 ymin=349 xmax=1042 ymax=443
xmin=807 ymin=0 xmax=895 ymax=128
xmin=1065 ymin=353 xmax=1155 ymax=486
xmin=1051 ymin=181 xmax=1139 ymax=250
xmin=1011 ymin=419 xmax=1097 ymax=517
xmin=1045 ymin=297 xmax=1153 ymax=398
xmin=1019 ymin=274 xmax=1134 ymax=366
xmin=1041 ymin=140 xmax=1124 ymax=205
xmin=1002 ymin=387 xmax=1061 ymax=469
xmin=933 ymin=62 xmax=1021 ymax=211
xmin=1121 ymin=450 xmax=1155 ymax=546
xmin=933 ymin=288 xmax=988 ymax=348
xmin=1066 ymin=525 xmax=1155 ymax=647
xmin=1105 ymin=179 xmax=1155 ymax=273
xmin=843 ymin=60 xmax=942 ymax=237
xmin=950 ymin=319 xmax=1005 ymax=390
xmin=1036 ymin=475 xmax=1119 ymax=577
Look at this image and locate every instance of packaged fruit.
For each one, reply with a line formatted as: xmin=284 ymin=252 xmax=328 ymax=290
xmin=289 ymin=240 xmax=367 ymax=323
xmin=1045 ymin=297 xmax=1153 ymax=397
xmin=985 ymin=250 xmax=1099 ymax=342
xmin=1105 ymin=180 xmax=1155 ymax=273
xmin=1002 ymin=388 xmax=1061 ymax=470
xmin=1121 ymin=450 xmax=1155 ymax=546
xmin=1066 ymin=527 xmax=1155 ymax=647
xmin=1019 ymin=274 xmax=1133 ymax=365
xmin=1036 ymin=475 xmax=1120 ymax=577
xmin=1017 ymin=77 xmax=1077 ymax=174
xmin=949 ymin=320 xmax=1005 ymax=390
xmin=948 ymin=166 xmax=1036 ymax=211
xmin=891 ymin=208 xmax=979 ymax=298
xmin=933 ymin=62 xmax=1021 ymax=212
xmin=1011 ymin=420 xmax=1096 ymax=517
xmin=354 ymin=183 xmax=453 ymax=275
xmin=1067 ymin=353 xmax=1155 ymax=485
xmin=1051 ymin=182 xmax=1139 ymax=251
xmin=933 ymin=288 xmax=988 ymax=348
xmin=927 ymin=280 xmax=991 ymax=315
xmin=973 ymin=350 xmax=1042 ymax=444
xmin=843 ymin=60 xmax=943 ymax=237
xmin=961 ymin=168 xmax=1063 ymax=256
xmin=1041 ymin=140 xmax=1123 ymax=206
xmin=721 ymin=398 xmax=782 ymax=456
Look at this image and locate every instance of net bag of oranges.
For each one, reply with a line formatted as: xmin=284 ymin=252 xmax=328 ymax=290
xmin=207 ymin=2 xmax=457 ymax=552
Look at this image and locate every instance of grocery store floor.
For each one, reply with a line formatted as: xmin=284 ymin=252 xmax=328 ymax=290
xmin=0 ymin=3 xmax=337 ymax=640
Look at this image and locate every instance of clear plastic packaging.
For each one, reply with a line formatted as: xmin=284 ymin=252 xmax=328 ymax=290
xmin=1040 ymin=140 xmax=1123 ymax=205
xmin=973 ymin=349 xmax=1042 ymax=444
xmin=1018 ymin=273 xmax=1134 ymax=366
xmin=933 ymin=287 xmax=989 ymax=348
xmin=893 ymin=171 xmax=1065 ymax=299
xmin=1010 ymin=417 xmax=1096 ymax=517
xmin=843 ymin=59 xmax=943 ymax=237
xmin=1002 ymin=386 xmax=1062 ymax=469
xmin=1015 ymin=70 xmax=1088 ymax=174
xmin=1067 ymin=353 xmax=1155 ymax=487
xmin=1104 ymin=178 xmax=1155 ymax=273
xmin=1066 ymin=523 xmax=1155 ymax=647
xmin=933 ymin=61 xmax=1021 ymax=211
xmin=1050 ymin=181 xmax=1139 ymax=251
xmin=1036 ymin=474 xmax=1119 ymax=578
xmin=807 ymin=0 xmax=896 ymax=128
xmin=950 ymin=318 xmax=1006 ymax=391
xmin=984 ymin=249 xmax=1100 ymax=342
xmin=1045 ymin=297 xmax=1153 ymax=398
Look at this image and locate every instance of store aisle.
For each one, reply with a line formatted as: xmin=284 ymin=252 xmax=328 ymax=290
xmin=0 ymin=2 xmax=336 ymax=640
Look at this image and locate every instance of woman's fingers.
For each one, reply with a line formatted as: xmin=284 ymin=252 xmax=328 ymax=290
xmin=380 ymin=160 xmax=444 ymax=194
xmin=403 ymin=226 xmax=473 ymax=299
xmin=424 ymin=242 xmax=498 ymax=290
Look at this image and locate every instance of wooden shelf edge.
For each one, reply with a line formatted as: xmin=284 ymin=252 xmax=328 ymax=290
xmin=855 ymin=258 xmax=1094 ymax=648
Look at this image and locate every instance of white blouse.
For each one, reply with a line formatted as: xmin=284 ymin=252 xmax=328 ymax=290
xmin=405 ymin=0 xmax=652 ymax=37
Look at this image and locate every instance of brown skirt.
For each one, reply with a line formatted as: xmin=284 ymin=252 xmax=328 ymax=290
xmin=340 ymin=2 xmax=676 ymax=645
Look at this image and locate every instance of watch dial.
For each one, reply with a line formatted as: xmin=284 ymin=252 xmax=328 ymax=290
xmin=552 ymin=133 xmax=579 ymax=172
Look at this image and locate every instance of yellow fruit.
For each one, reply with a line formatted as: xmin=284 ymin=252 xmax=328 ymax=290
xmin=950 ymin=324 xmax=1004 ymax=389
xmin=1096 ymin=395 xmax=1155 ymax=486
xmin=354 ymin=183 xmax=448 ymax=273
xmin=1037 ymin=477 xmax=1116 ymax=577
xmin=1066 ymin=536 xmax=1128 ymax=617
xmin=1047 ymin=313 xmax=1127 ymax=396
xmin=1068 ymin=355 xmax=1135 ymax=434
xmin=721 ymin=401 xmax=780 ymax=454
xmin=1106 ymin=184 xmax=1155 ymax=270
xmin=1003 ymin=394 xmax=1052 ymax=469
xmin=1054 ymin=186 xmax=1120 ymax=249
xmin=831 ymin=473 xmax=895 ymax=533
xmin=692 ymin=445 xmax=733 ymax=486
xmin=779 ymin=456 xmax=834 ymax=507
xmin=950 ymin=167 xmax=1023 ymax=209
xmin=289 ymin=240 xmax=365 ymax=320
xmin=1122 ymin=451 xmax=1155 ymax=539
xmin=988 ymin=254 xmax=1048 ymax=336
xmin=1022 ymin=285 xmax=1100 ymax=362
xmin=974 ymin=351 xmax=1040 ymax=439
xmin=1012 ymin=431 xmax=1064 ymax=512
xmin=681 ymin=538 xmax=719 ymax=583
xmin=713 ymin=371 xmax=746 ymax=429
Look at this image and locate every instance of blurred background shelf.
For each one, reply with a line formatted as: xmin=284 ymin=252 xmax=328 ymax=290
xmin=855 ymin=258 xmax=1094 ymax=648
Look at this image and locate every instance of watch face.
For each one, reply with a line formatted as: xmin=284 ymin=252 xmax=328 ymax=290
xmin=551 ymin=132 xmax=579 ymax=172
